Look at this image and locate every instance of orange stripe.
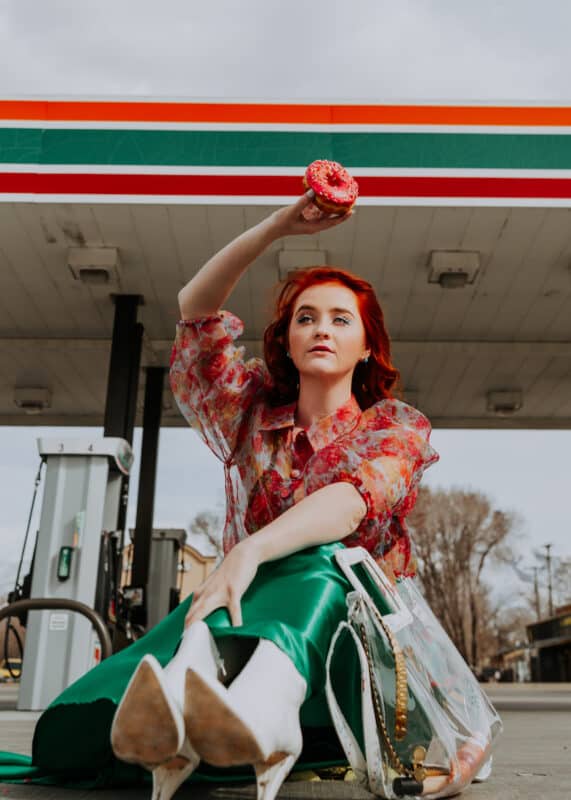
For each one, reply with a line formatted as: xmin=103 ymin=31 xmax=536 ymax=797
xmin=0 ymin=101 xmax=48 ymax=120
xmin=333 ymin=105 xmax=571 ymax=127
xmin=0 ymin=100 xmax=331 ymax=124
xmin=2 ymin=99 xmax=571 ymax=127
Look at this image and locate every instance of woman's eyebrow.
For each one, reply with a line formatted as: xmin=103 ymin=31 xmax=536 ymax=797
xmin=295 ymin=305 xmax=355 ymax=317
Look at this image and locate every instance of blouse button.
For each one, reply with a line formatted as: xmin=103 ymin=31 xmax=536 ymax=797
xmin=280 ymin=487 xmax=292 ymax=498
xmin=290 ymin=469 xmax=301 ymax=479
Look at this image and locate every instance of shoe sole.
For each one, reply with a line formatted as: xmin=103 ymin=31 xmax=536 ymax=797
xmin=184 ymin=669 xmax=286 ymax=768
xmin=111 ymin=656 xmax=183 ymax=768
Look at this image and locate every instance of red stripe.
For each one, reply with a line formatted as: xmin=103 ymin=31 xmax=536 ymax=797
xmin=0 ymin=173 xmax=302 ymax=195
xmin=3 ymin=173 xmax=571 ymax=199
xmin=363 ymin=176 xmax=571 ymax=198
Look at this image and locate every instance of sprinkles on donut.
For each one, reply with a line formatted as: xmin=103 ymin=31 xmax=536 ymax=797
xmin=303 ymin=160 xmax=359 ymax=214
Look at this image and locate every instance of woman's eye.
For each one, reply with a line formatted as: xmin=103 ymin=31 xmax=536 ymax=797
xmin=295 ymin=313 xmax=350 ymax=325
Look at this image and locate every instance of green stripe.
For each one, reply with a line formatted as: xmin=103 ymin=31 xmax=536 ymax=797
xmin=0 ymin=129 xmax=43 ymax=164
xmin=1 ymin=128 xmax=571 ymax=169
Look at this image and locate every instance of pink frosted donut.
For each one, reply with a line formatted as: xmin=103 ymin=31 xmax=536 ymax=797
xmin=303 ymin=160 xmax=359 ymax=214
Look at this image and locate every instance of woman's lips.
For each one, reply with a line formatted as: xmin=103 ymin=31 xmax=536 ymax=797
xmin=309 ymin=346 xmax=334 ymax=353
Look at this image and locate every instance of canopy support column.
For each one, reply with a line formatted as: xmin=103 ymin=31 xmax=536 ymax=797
xmin=103 ymin=295 xmax=143 ymax=531
xmin=131 ymin=367 xmax=165 ymax=604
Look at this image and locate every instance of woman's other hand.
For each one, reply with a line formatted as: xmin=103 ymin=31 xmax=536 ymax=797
xmin=268 ymin=192 xmax=354 ymax=239
xmin=184 ymin=540 xmax=260 ymax=628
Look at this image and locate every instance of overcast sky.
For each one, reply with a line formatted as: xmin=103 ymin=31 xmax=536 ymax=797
xmin=1 ymin=0 xmax=571 ymax=100
xmin=1 ymin=0 xmax=570 ymax=608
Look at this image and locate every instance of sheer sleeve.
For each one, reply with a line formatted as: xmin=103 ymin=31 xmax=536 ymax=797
xmin=303 ymin=399 xmax=439 ymax=546
xmin=169 ymin=311 xmax=267 ymax=463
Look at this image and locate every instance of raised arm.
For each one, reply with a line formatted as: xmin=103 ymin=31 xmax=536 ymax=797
xmin=177 ymin=192 xmax=352 ymax=319
xmin=171 ymin=194 xmax=354 ymax=461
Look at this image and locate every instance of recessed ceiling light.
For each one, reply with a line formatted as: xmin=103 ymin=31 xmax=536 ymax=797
xmin=14 ymin=387 xmax=52 ymax=415
xmin=438 ymin=272 xmax=469 ymax=289
xmin=428 ymin=250 xmax=480 ymax=288
xmin=487 ymin=390 xmax=523 ymax=416
xmin=78 ymin=268 xmax=110 ymax=285
xmin=68 ymin=247 xmax=120 ymax=288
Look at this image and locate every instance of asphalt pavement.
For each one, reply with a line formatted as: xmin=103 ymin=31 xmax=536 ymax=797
xmin=0 ymin=683 xmax=569 ymax=799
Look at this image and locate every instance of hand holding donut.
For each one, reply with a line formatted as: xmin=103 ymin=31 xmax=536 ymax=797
xmin=268 ymin=191 xmax=351 ymax=238
xmin=268 ymin=160 xmax=358 ymax=238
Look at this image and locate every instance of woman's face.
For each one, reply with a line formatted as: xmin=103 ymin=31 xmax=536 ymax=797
xmin=287 ymin=282 xmax=370 ymax=383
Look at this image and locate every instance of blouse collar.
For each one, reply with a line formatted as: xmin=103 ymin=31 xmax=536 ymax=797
xmin=260 ymin=394 xmax=362 ymax=451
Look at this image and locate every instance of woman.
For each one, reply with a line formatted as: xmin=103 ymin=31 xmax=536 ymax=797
xmin=109 ymin=189 xmax=439 ymax=800
xmin=13 ymin=191 xmax=436 ymax=798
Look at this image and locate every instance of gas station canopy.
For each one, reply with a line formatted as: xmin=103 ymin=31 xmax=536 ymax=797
xmin=2 ymin=98 xmax=571 ymax=428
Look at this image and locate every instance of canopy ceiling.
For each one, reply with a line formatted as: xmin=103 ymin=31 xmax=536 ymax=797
xmin=1 ymin=99 xmax=570 ymax=428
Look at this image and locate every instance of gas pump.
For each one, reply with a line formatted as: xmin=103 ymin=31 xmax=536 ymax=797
xmin=17 ymin=437 xmax=133 ymax=711
xmin=130 ymin=528 xmax=186 ymax=630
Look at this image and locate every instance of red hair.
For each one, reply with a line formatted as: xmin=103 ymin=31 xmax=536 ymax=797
xmin=263 ymin=267 xmax=401 ymax=409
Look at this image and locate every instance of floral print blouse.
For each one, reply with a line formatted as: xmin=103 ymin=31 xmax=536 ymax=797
xmin=169 ymin=311 xmax=439 ymax=577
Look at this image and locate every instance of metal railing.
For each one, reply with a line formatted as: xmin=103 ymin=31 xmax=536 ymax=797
xmin=0 ymin=598 xmax=113 ymax=661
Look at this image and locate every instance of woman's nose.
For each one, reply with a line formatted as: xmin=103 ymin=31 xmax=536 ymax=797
xmin=312 ymin=317 xmax=331 ymax=337
xmin=314 ymin=325 xmax=330 ymax=338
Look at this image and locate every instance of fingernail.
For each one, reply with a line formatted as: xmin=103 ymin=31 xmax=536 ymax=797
xmin=305 ymin=189 xmax=315 ymax=199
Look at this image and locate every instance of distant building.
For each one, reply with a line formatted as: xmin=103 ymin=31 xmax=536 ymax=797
xmin=122 ymin=535 xmax=218 ymax=605
xmin=178 ymin=541 xmax=218 ymax=599
xmin=526 ymin=603 xmax=571 ymax=682
xmin=494 ymin=644 xmax=532 ymax=683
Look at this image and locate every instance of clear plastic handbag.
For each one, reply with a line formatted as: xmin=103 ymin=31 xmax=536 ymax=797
xmin=325 ymin=547 xmax=503 ymax=798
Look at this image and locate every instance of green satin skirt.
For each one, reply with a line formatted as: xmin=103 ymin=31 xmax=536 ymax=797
xmin=0 ymin=542 xmax=363 ymax=788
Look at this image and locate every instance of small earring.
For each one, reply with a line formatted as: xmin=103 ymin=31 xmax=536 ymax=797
xmin=286 ymin=351 xmax=292 ymax=359
xmin=361 ymin=355 xmax=369 ymax=363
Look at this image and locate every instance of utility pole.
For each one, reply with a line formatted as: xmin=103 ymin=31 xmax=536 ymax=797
xmin=533 ymin=567 xmax=541 ymax=620
xmin=544 ymin=543 xmax=554 ymax=617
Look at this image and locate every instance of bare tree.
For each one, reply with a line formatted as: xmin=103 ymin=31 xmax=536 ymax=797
xmin=188 ymin=510 xmax=224 ymax=561
xmin=407 ymin=486 xmax=520 ymax=668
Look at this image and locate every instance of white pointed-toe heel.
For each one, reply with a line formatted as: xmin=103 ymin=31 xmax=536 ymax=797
xmin=111 ymin=622 xmax=224 ymax=799
xmin=111 ymin=653 xmax=186 ymax=768
xmin=254 ymin=753 xmax=298 ymax=800
xmin=111 ymin=654 xmax=198 ymax=798
xmin=183 ymin=639 xmax=307 ymax=800
xmin=150 ymin=739 xmax=199 ymax=800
